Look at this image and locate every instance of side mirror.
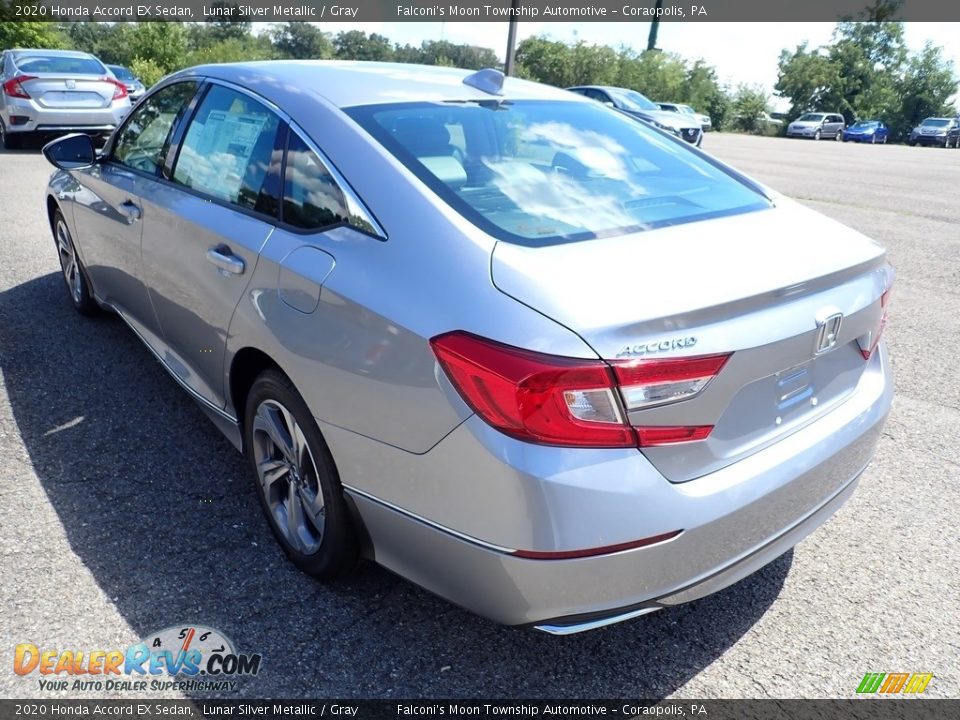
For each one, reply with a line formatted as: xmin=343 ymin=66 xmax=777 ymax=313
xmin=42 ymin=133 xmax=97 ymax=170
xmin=603 ymin=101 xmax=615 ymax=108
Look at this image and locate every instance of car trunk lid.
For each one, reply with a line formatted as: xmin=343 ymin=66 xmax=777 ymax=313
xmin=18 ymin=74 xmax=116 ymax=109
xmin=491 ymin=200 xmax=891 ymax=482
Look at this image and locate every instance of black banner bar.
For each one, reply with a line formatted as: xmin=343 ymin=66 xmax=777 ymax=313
xmin=0 ymin=700 xmax=957 ymax=720
xmin=6 ymin=0 xmax=960 ymax=23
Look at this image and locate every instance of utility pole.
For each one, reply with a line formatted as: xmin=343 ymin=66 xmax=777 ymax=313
xmin=647 ymin=0 xmax=663 ymax=52
xmin=504 ymin=0 xmax=520 ymax=75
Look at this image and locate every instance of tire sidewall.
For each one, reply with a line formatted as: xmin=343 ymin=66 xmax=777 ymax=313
xmin=244 ymin=370 xmax=358 ymax=579
xmin=53 ymin=209 xmax=99 ymax=315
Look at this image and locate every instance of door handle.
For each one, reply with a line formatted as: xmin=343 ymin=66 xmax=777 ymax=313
xmin=206 ymin=246 xmax=245 ymax=275
xmin=118 ymin=200 xmax=141 ymax=223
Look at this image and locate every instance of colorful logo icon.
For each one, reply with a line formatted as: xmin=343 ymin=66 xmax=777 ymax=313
xmin=13 ymin=625 xmax=262 ymax=692
xmin=856 ymin=673 xmax=933 ymax=694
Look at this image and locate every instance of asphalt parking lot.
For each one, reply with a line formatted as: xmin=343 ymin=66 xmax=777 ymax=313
xmin=1 ymin=133 xmax=958 ymax=701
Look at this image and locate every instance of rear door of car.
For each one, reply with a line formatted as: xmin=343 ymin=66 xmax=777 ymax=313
xmin=827 ymin=114 xmax=845 ymax=137
xmin=138 ymin=81 xmax=283 ymax=409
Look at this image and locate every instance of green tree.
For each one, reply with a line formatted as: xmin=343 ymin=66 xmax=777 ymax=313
xmin=332 ymin=31 xmax=394 ymax=61
xmin=203 ymin=3 xmax=252 ymax=42
xmin=896 ymin=42 xmax=957 ymax=136
xmin=418 ymin=40 xmax=498 ymax=70
xmin=728 ymin=84 xmax=772 ymax=133
xmin=186 ymin=35 xmax=276 ymax=66
xmin=515 ymin=37 xmax=574 ymax=87
xmin=269 ymin=22 xmax=332 ymax=59
xmin=63 ymin=21 xmax=135 ymax=65
xmin=129 ymin=57 xmax=167 ymax=88
xmin=129 ymin=22 xmax=187 ymax=74
xmin=775 ymin=43 xmax=845 ymax=119
xmin=0 ymin=2 xmax=66 ymax=49
xmin=684 ymin=60 xmax=728 ymax=130
xmin=775 ymin=8 xmax=957 ymax=142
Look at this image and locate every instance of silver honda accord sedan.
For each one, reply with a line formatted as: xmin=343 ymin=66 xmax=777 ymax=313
xmin=42 ymin=61 xmax=894 ymax=634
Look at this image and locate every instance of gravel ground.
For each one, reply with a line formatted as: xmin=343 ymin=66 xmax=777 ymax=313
xmin=0 ymin=132 xmax=957 ymax=700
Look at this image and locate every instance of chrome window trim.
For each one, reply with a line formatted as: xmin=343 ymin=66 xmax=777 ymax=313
xmin=287 ymin=120 xmax=388 ymax=241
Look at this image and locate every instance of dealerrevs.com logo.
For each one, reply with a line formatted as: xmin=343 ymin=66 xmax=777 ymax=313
xmin=14 ymin=625 xmax=262 ymax=693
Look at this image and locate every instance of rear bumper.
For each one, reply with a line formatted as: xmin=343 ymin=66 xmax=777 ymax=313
xmin=334 ymin=345 xmax=892 ymax=630
xmin=2 ymin=98 xmax=127 ymax=134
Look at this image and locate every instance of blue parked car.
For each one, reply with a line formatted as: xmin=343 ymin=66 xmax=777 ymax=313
xmin=842 ymin=120 xmax=888 ymax=144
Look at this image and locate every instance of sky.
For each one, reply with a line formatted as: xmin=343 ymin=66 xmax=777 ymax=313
xmin=302 ymin=21 xmax=960 ymax=111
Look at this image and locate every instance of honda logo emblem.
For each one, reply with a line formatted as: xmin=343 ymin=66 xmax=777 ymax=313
xmin=815 ymin=312 xmax=843 ymax=354
xmin=65 ymin=79 xmax=76 ymax=89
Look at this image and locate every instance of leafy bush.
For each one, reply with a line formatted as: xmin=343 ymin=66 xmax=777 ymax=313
xmin=129 ymin=57 xmax=166 ymax=90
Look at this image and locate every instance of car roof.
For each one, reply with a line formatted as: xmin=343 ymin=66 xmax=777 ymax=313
xmin=11 ymin=49 xmax=96 ymax=58
xmin=174 ymin=61 xmax=583 ymax=108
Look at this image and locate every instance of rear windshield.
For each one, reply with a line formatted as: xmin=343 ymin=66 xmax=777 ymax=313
xmin=108 ymin=65 xmax=135 ymax=81
xmin=14 ymin=54 xmax=105 ymax=75
xmin=347 ymin=100 xmax=769 ymax=245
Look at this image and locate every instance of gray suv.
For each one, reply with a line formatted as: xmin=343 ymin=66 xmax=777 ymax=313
xmin=908 ymin=117 xmax=959 ymax=147
xmin=1 ymin=49 xmax=130 ymax=149
xmin=786 ymin=113 xmax=846 ymax=140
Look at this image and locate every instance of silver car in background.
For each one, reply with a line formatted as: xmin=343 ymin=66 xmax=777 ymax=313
xmin=786 ymin=112 xmax=846 ymax=140
xmin=1 ymin=49 xmax=130 ymax=149
xmin=568 ymin=84 xmax=704 ymax=146
xmin=658 ymin=101 xmax=712 ymax=131
xmin=42 ymin=62 xmax=893 ymax=634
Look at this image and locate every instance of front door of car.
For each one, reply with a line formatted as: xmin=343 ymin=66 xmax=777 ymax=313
xmin=72 ymin=80 xmax=199 ymax=334
xmin=139 ymin=83 xmax=283 ymax=409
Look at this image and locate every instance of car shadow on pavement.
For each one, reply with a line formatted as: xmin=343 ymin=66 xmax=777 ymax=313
xmin=0 ymin=273 xmax=792 ymax=700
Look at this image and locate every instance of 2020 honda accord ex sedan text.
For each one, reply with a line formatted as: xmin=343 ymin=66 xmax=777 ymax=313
xmin=43 ymin=62 xmax=893 ymax=634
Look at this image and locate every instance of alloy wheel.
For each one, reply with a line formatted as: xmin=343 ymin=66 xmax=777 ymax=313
xmin=251 ymin=399 xmax=326 ymax=555
xmin=56 ymin=218 xmax=84 ymax=306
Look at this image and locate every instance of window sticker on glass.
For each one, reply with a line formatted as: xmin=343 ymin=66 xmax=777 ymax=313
xmin=173 ymin=86 xmax=280 ymax=210
xmin=179 ymin=111 xmax=268 ymax=201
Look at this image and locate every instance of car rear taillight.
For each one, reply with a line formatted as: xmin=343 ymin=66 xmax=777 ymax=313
xmin=431 ymin=331 xmax=730 ymax=449
xmin=104 ymin=77 xmax=128 ymax=100
xmin=858 ymin=285 xmax=893 ymax=360
xmin=613 ymin=354 xmax=730 ymax=411
xmin=2 ymin=76 xmax=35 ymax=99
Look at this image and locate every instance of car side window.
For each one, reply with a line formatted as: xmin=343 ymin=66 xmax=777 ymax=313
xmin=173 ymin=85 xmax=282 ymax=215
xmin=112 ymin=82 xmax=198 ymax=176
xmin=282 ymin=132 xmax=349 ymax=231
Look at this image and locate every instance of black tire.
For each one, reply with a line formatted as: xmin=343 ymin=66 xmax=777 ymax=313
xmin=1 ymin=122 xmax=21 ymax=150
xmin=52 ymin=210 xmax=100 ymax=316
xmin=244 ymin=369 xmax=359 ymax=580
xmin=835 ymin=130 xmax=842 ymax=141
xmin=813 ymin=129 xmax=821 ymax=141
